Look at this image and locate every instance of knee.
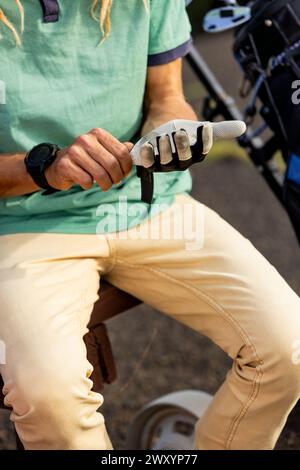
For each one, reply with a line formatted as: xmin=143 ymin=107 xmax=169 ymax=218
xmin=12 ymin=364 xmax=102 ymax=414
xmin=240 ymin=334 xmax=300 ymax=401
xmin=4 ymin=366 xmax=104 ymax=448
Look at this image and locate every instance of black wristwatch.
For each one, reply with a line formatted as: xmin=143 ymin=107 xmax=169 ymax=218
xmin=24 ymin=143 xmax=60 ymax=192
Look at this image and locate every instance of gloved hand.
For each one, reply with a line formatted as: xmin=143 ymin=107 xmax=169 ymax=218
xmin=131 ymin=119 xmax=246 ymax=171
xmin=130 ymin=119 xmax=246 ymax=203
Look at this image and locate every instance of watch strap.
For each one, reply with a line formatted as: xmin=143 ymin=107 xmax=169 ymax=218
xmin=29 ymin=163 xmax=53 ymax=190
xmin=25 ymin=143 xmax=60 ymax=193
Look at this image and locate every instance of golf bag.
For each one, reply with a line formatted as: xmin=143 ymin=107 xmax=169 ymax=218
xmin=234 ymin=0 xmax=300 ymax=241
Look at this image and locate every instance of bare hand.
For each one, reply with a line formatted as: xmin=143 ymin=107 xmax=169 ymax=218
xmin=45 ymin=128 xmax=133 ymax=191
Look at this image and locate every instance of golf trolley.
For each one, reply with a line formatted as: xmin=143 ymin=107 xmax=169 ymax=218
xmin=189 ymin=0 xmax=300 ymax=244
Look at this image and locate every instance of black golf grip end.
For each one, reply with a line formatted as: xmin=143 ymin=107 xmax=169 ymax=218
xmin=137 ymin=166 xmax=154 ymax=204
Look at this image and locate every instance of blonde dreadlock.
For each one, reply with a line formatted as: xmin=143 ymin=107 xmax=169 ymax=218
xmin=0 ymin=0 xmax=148 ymax=46
xmin=91 ymin=0 xmax=113 ymax=44
xmin=0 ymin=0 xmax=23 ymax=46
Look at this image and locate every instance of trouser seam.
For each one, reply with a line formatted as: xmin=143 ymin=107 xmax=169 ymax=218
xmin=103 ymin=236 xmax=117 ymax=275
xmin=225 ymin=367 xmax=263 ymax=449
xmin=111 ymin=257 xmax=264 ymax=449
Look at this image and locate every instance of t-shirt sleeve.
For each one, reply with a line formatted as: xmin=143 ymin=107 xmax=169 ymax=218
xmin=148 ymin=0 xmax=192 ymax=67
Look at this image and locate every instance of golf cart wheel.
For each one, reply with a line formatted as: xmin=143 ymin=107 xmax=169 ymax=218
xmin=125 ymin=390 xmax=213 ymax=450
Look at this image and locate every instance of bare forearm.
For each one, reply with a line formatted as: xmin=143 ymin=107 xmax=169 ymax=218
xmin=0 ymin=153 xmax=40 ymax=197
xmin=0 ymin=128 xmax=134 ymax=198
xmin=142 ymin=96 xmax=197 ymax=135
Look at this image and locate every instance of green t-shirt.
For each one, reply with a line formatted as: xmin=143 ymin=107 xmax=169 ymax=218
xmin=0 ymin=0 xmax=192 ymax=235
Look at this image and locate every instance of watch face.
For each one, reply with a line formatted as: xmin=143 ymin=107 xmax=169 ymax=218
xmin=27 ymin=143 xmax=54 ymax=166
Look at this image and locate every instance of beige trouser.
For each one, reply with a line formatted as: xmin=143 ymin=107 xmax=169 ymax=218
xmin=0 ymin=194 xmax=300 ymax=450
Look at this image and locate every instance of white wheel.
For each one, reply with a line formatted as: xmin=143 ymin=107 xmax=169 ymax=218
xmin=125 ymin=390 xmax=213 ymax=450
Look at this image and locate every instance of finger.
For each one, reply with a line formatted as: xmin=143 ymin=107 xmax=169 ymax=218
xmin=66 ymin=160 xmax=94 ymax=190
xmin=122 ymin=142 xmax=134 ymax=175
xmin=90 ymin=128 xmax=132 ymax=175
xmin=174 ymin=130 xmax=192 ymax=161
xmin=202 ymin=123 xmax=213 ymax=155
xmin=88 ymin=146 xmax=123 ymax=184
xmin=75 ymin=137 xmax=123 ymax=184
xmin=211 ymin=121 xmax=246 ymax=140
xmin=124 ymin=142 xmax=134 ymax=152
xmin=158 ymin=134 xmax=173 ymax=165
xmin=69 ymin=146 xmax=114 ymax=190
xmin=140 ymin=143 xmax=155 ymax=168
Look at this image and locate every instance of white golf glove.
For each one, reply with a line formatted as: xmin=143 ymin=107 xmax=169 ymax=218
xmin=131 ymin=119 xmax=246 ymax=171
xmin=130 ymin=119 xmax=246 ymax=203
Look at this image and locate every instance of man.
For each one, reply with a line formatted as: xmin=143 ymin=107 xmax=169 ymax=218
xmin=0 ymin=0 xmax=299 ymax=450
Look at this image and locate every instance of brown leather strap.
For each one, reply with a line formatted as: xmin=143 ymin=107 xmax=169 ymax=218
xmin=84 ymin=323 xmax=117 ymax=392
